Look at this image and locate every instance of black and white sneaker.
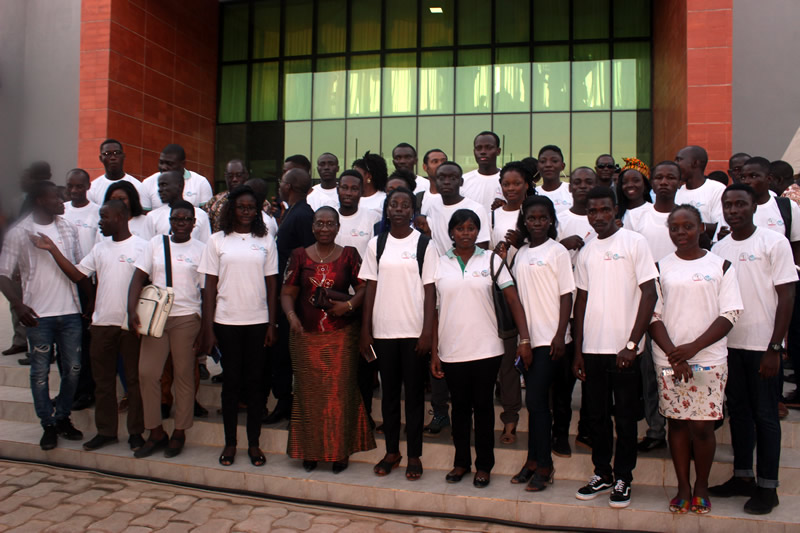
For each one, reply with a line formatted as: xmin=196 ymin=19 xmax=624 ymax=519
xmin=609 ymin=479 xmax=632 ymax=508
xmin=575 ymin=475 xmax=614 ymax=500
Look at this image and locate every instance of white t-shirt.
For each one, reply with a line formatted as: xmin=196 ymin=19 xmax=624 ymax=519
xmin=513 ymin=240 xmax=576 ymax=348
xmin=95 ymin=214 xmax=152 ymax=245
xmin=435 ymin=248 xmax=513 ymax=363
xmin=675 ymin=179 xmax=725 ymax=229
xmin=359 ymin=191 xmax=386 ymax=216
xmin=556 ymin=209 xmax=596 ymax=265
xmin=753 ymin=196 xmax=800 ymax=241
xmin=711 ymin=227 xmax=798 ymax=350
xmin=622 ymin=202 xmax=652 ymax=230
xmin=652 ymin=252 xmax=743 ymax=367
xmin=490 ymin=207 xmax=520 ymax=249
xmin=307 ymin=184 xmax=340 ymax=212
xmin=336 ymin=208 xmax=382 ymax=259
xmin=422 ymin=196 xmax=491 ymax=256
xmin=358 ymin=231 xmax=438 ymax=339
xmin=627 ymin=204 xmax=676 ymax=263
xmin=536 ymin=182 xmax=573 ymax=213
xmin=574 ymin=229 xmax=658 ymax=354
xmin=88 ymin=173 xmax=144 ymax=206
xmin=419 ymin=190 xmax=439 ymax=217
xmin=146 ymin=205 xmax=211 ymax=243
xmin=198 ymin=231 xmax=279 ymax=326
xmin=63 ymin=201 xmax=100 ymax=261
xmin=135 ymin=236 xmax=206 ymax=317
xmin=29 ymin=223 xmax=81 ymax=318
xmin=414 ymin=176 xmax=431 ymax=195
xmin=77 ymin=235 xmax=148 ymax=326
xmin=262 ymin=212 xmax=279 ymax=237
xmin=140 ymin=170 xmax=214 ymax=210
xmin=461 ymin=169 xmax=503 ymax=214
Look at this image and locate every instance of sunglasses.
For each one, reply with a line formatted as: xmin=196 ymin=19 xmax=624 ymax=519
xmin=596 ymin=163 xmax=615 ymax=170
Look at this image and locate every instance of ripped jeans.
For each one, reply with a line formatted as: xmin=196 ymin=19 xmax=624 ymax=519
xmin=27 ymin=314 xmax=82 ymax=427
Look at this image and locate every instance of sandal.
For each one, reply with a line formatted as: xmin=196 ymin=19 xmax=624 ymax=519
xmin=248 ymin=447 xmax=266 ymax=467
xmin=219 ymin=446 xmax=236 ymax=466
xmin=691 ymin=496 xmax=711 ymax=514
xmin=405 ymin=459 xmax=423 ymax=481
xmin=669 ymin=497 xmax=690 ymax=514
xmin=446 ymin=467 xmax=469 ymax=483
xmin=374 ymin=454 xmax=402 ymax=476
xmin=525 ymin=468 xmax=555 ymax=492
xmin=510 ymin=465 xmax=536 ymax=484
xmin=164 ymin=435 xmax=185 ymax=458
xmin=473 ymin=471 xmax=491 ymax=488
xmin=500 ymin=423 xmax=517 ymax=445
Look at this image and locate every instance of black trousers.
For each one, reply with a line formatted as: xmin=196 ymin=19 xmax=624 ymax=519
xmin=551 ymin=343 xmax=588 ymax=438
xmin=74 ymin=285 xmax=95 ymax=401
xmin=442 ymin=355 xmax=503 ymax=473
xmin=268 ymin=313 xmax=293 ymax=406
xmin=583 ymin=353 xmax=641 ymax=483
xmin=357 ymin=355 xmax=377 ymax=417
xmin=374 ymin=338 xmax=425 ymax=458
xmin=215 ymin=323 xmax=269 ymax=448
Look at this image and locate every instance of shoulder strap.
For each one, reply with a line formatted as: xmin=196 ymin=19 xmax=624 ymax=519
xmin=722 ymin=259 xmax=731 ymax=274
xmin=491 ymin=208 xmax=495 ymax=227
xmin=776 ymin=196 xmax=792 ymax=239
xmin=415 ymin=191 xmax=425 ymax=213
xmin=375 ymin=231 xmax=389 ymax=272
xmin=416 ymin=234 xmax=430 ymax=277
xmin=163 ymin=234 xmax=172 ymax=288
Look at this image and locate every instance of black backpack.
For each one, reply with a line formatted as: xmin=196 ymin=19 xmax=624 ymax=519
xmin=375 ymin=231 xmax=431 ymax=276
xmin=776 ymin=196 xmax=793 ymax=239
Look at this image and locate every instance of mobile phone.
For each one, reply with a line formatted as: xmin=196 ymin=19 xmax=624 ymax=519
xmin=210 ymin=345 xmax=222 ymax=364
xmin=514 ymin=356 xmax=526 ymax=374
xmin=365 ymin=344 xmax=377 ymax=362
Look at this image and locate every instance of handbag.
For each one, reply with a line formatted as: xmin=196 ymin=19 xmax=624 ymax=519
xmin=490 ymin=252 xmax=518 ymax=339
xmin=122 ymin=235 xmax=174 ymax=338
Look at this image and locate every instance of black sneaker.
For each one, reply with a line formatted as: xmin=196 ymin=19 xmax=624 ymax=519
xmin=40 ymin=425 xmax=57 ymax=450
xmin=609 ymin=479 xmax=632 ymax=508
xmin=55 ymin=418 xmax=83 ymax=440
xmin=194 ymin=401 xmax=208 ymax=418
xmin=744 ymin=487 xmax=779 ymax=515
xmin=552 ymin=434 xmax=571 ymax=457
xmin=198 ymin=364 xmax=210 ymax=380
xmin=83 ymin=434 xmax=118 ymax=451
xmin=423 ymin=414 xmax=450 ymax=436
xmin=637 ymin=437 xmax=667 ymax=452
xmin=710 ymin=476 xmax=756 ymax=498
xmin=128 ymin=433 xmax=145 ymax=451
xmin=575 ymin=475 xmax=614 ymax=500
xmin=575 ymin=433 xmax=593 ymax=449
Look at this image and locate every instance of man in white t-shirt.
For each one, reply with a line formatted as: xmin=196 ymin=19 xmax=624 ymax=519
xmin=88 ymin=139 xmax=144 ymax=206
xmin=392 ymin=142 xmax=430 ymax=195
xmin=728 ymin=152 xmax=751 ymax=184
xmin=307 ymin=152 xmax=341 ymax=211
xmin=710 ymin=184 xmax=796 ymax=515
xmin=461 ymin=132 xmax=503 ymax=214
xmin=140 ymin=144 xmax=213 ymax=210
xmin=146 ymin=171 xmax=211 ymax=243
xmin=572 ymin=187 xmax=658 ymax=509
xmin=557 ymin=167 xmax=597 ymax=265
xmin=675 ymin=145 xmax=724 ymax=242
xmin=740 ymin=157 xmax=800 ymax=253
xmin=422 ymin=161 xmax=490 ymax=256
xmin=335 ymin=170 xmax=381 ymax=259
xmin=536 ymin=145 xmax=573 ymax=213
xmin=0 ymin=181 xmax=87 ymax=450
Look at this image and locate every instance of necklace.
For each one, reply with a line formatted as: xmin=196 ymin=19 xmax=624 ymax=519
xmin=315 ymin=243 xmax=335 ymax=263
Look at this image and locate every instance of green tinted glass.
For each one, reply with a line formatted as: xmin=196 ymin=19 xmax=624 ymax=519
xmin=455 ymin=115 xmax=491 ymax=171
xmin=532 ymin=113 xmax=570 ymax=171
xmin=458 ymin=0 xmax=491 ymax=45
xmin=253 ymin=1 xmax=280 ymax=59
xmin=611 ymin=111 xmax=636 ymax=162
xmin=351 ymin=0 xmax=381 ymax=51
xmin=418 ymin=116 xmax=454 ymax=164
xmin=284 ymin=0 xmax=313 ymax=56
xmin=573 ymin=0 xmax=609 ymax=40
xmin=218 ymin=65 xmax=247 ymax=123
xmin=613 ymin=42 xmax=651 ymax=109
xmin=312 ymin=120 xmax=345 ymax=170
xmin=381 ymin=117 xmax=417 ymax=160
xmin=421 ymin=0 xmax=453 ymax=47
xmin=494 ymin=48 xmax=530 ymax=113
xmin=317 ymin=0 xmax=346 ymax=54
xmin=494 ymin=114 xmax=531 ymax=165
xmin=613 ymin=0 xmax=651 ymax=38
xmin=251 ymin=62 xmax=279 ymax=121
xmin=284 ymin=121 xmax=311 ymax=161
xmin=347 ymin=119 xmax=380 ymax=163
xmin=571 ymin=112 xmax=610 ymax=170
xmin=384 ymin=53 xmax=417 ymax=116
xmin=420 ymin=52 xmax=454 ymax=115
xmin=284 ymin=60 xmax=312 ymax=120
xmin=572 ymin=44 xmax=610 ymax=110
xmin=495 ymin=0 xmax=530 ymax=43
xmin=348 ymin=55 xmax=380 ymax=118
xmin=222 ymin=4 xmax=249 ymax=62
xmin=533 ymin=0 xmax=569 ymax=42
xmin=456 ymin=49 xmax=491 ymax=114
xmin=314 ymin=57 xmax=346 ymax=119
xmin=386 ymin=0 xmax=417 ymax=49
xmin=533 ymin=45 xmax=569 ymax=111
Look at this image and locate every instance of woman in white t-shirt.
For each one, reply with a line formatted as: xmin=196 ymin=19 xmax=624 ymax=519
xmin=105 ymin=181 xmax=152 ymax=241
xmin=198 ymin=187 xmax=279 ymax=468
xmin=359 ymin=187 xmax=437 ymax=481
xmin=615 ymin=158 xmax=652 ymax=228
xmin=431 ymin=209 xmax=532 ymax=489
xmin=649 ymin=205 xmax=743 ymax=514
xmin=490 ymin=161 xmax=535 ymax=446
xmin=352 ymin=152 xmax=388 ymax=216
xmin=128 ymin=200 xmax=206 ymax=459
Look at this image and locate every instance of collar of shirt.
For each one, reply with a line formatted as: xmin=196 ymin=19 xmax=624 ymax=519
xmin=445 ymin=245 xmax=486 ymax=272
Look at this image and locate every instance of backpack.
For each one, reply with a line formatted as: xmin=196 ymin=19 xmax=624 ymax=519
xmin=775 ymin=196 xmax=793 ymax=239
xmin=375 ymin=231 xmax=431 ymax=276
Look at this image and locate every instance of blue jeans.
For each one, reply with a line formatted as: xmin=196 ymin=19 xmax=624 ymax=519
xmin=523 ymin=346 xmax=555 ymax=467
xmin=726 ymin=348 xmax=781 ymax=488
xmin=28 ymin=314 xmax=82 ymax=427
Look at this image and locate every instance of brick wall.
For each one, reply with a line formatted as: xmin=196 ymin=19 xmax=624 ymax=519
xmin=653 ymin=0 xmax=688 ymax=168
xmin=79 ymin=0 xmax=218 ymax=182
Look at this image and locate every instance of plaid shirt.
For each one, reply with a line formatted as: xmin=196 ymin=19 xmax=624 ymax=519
xmin=782 ymin=183 xmax=800 ymax=207
xmin=0 ymin=214 xmax=83 ymax=312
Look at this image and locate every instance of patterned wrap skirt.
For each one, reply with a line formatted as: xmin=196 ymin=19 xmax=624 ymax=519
xmin=656 ymin=363 xmax=728 ymax=421
xmin=287 ymin=321 xmax=376 ymax=461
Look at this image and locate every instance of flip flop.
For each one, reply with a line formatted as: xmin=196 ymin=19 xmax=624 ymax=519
xmin=500 ymin=425 xmax=517 ymax=445
xmin=669 ymin=497 xmax=690 ymax=513
xmin=691 ymin=496 xmax=711 ymax=514
xmin=405 ymin=460 xmax=423 ymax=481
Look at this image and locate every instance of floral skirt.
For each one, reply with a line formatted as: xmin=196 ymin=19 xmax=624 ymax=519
xmin=656 ymin=363 xmax=728 ymax=421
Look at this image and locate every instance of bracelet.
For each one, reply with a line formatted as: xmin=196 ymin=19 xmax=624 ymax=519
xmin=346 ymin=300 xmax=354 ymax=312
xmin=519 ymin=339 xmax=531 ymax=345
xmin=287 ymin=311 xmax=297 ymax=318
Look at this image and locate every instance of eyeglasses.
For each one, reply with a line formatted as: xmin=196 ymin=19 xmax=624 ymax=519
xmin=313 ymin=221 xmax=339 ymax=229
xmin=169 ymin=217 xmax=195 ymax=224
xmin=596 ymin=163 xmax=615 ymax=170
xmin=101 ymin=150 xmax=124 ymax=157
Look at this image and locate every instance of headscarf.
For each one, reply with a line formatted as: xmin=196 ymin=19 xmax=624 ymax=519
xmin=621 ymin=157 xmax=650 ymax=179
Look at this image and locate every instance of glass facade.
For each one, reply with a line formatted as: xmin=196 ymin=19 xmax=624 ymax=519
xmin=216 ymin=0 xmax=652 ymax=189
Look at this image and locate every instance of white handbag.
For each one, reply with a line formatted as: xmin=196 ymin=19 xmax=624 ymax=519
xmin=122 ymin=235 xmax=174 ymax=338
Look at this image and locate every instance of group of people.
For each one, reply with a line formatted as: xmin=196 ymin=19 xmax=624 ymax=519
xmin=0 ymin=133 xmax=797 ymax=518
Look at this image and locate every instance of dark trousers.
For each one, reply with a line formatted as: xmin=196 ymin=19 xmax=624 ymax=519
xmin=523 ymin=347 xmax=555 ymax=467
xmin=74 ymin=287 xmax=94 ymax=401
xmin=442 ymin=355 xmax=503 ymax=473
xmin=357 ymin=355 xmax=377 ymax=416
xmin=551 ymin=343 xmax=588 ymax=438
xmin=787 ymin=281 xmax=800 ymax=390
xmin=429 ymin=369 xmax=450 ymax=418
xmin=268 ymin=313 xmax=293 ymax=406
xmin=640 ymin=335 xmax=665 ymax=440
xmin=727 ymin=348 xmax=781 ymax=488
xmin=215 ymin=322 xmax=269 ymax=448
xmin=498 ymin=336 xmax=521 ymax=425
xmin=583 ymin=353 xmax=641 ymax=483
xmin=374 ymin=338 xmax=425 ymax=458
xmin=90 ymin=325 xmax=143 ymax=437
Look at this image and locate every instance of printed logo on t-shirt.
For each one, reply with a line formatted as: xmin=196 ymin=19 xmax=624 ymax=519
xmin=74 ymin=219 xmax=94 ymax=229
xmin=470 ymin=269 xmax=490 ymax=278
xmin=553 ymin=199 xmax=572 ymax=206
xmin=603 ymin=251 xmax=626 ymax=261
xmin=400 ymin=251 xmax=418 ymax=260
xmin=175 ymin=254 xmax=195 ymax=264
xmin=118 ymin=254 xmax=135 ymax=264
xmin=250 ymin=244 xmax=268 ymax=255
xmin=185 ymin=191 xmax=196 ymax=197
xmin=692 ymin=273 xmax=713 ymax=282
xmin=688 ymin=200 xmax=706 ymax=208
xmin=766 ymin=218 xmax=784 ymax=227
xmin=349 ymin=229 xmax=369 ymax=237
xmin=738 ymin=252 xmax=762 ymax=262
xmin=528 ymin=257 xmax=546 ymax=266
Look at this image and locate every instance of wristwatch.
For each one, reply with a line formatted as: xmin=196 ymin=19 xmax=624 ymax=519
xmin=769 ymin=342 xmax=783 ymax=352
xmin=626 ymin=341 xmax=637 ymax=351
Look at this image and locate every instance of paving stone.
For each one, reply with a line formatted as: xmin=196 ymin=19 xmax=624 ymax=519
xmin=26 ymin=491 xmax=70 ymax=510
xmin=272 ymin=511 xmax=314 ymax=530
xmin=65 ymin=489 xmax=109 ymax=505
xmin=213 ymin=504 xmax=253 ymax=521
xmin=170 ymin=506 xmax=213 ymax=526
xmin=6 ymin=472 xmax=48 ymax=487
xmin=270 ymin=529 xmax=301 ymax=533
xmin=57 ymin=479 xmax=94 ymax=494
xmin=144 ymin=490 xmax=177 ymax=501
xmin=152 ymin=524 xmax=193 ymax=533
xmin=338 ymin=521 xmax=380 ymax=533
xmin=32 ymin=503 xmax=82 ymax=521
xmin=86 ymin=513 xmax=136 ymax=533
xmin=120 ymin=528 xmax=153 ymax=533
xmin=250 ymin=506 xmax=288 ymax=519
xmin=302 ymin=525 xmax=337 ymax=533
xmin=376 ymin=522 xmax=415 ymax=533
xmin=130 ymin=510 xmax=176 ymax=529
xmin=156 ymin=495 xmax=198 ymax=513
xmin=118 ymin=497 xmax=159 ymax=515
xmin=313 ymin=515 xmax=351 ymax=527
xmin=14 ymin=482 xmax=61 ymax=498
xmin=3 ymin=468 xmax=31 ymax=477
xmin=0 ymin=507 xmax=44 ymax=528
xmin=193 ymin=498 xmax=232 ymax=510
xmin=5 ymin=520 xmax=52 ymax=533
xmin=230 ymin=517 xmax=275 ymax=533
xmin=0 ymin=496 xmax=30 ymax=514
xmin=0 ymin=485 xmax=20 ymax=499
xmin=43 ymin=515 xmax=93 ymax=533
xmin=103 ymin=489 xmax=142 ymax=503
xmin=188 ymin=518 xmax=234 ymax=533
xmin=92 ymin=482 xmax=126 ymax=491
xmin=76 ymin=500 xmax=121 ymax=519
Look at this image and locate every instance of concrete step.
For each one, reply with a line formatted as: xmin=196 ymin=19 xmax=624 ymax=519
xmin=0 ymin=419 xmax=797 ymax=533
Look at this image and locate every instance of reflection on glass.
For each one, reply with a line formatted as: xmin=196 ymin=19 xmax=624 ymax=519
xmin=222 ymin=4 xmax=249 ymax=62
xmin=312 ymin=120 xmax=345 ymax=170
xmin=456 ymin=50 xmax=491 ymax=114
xmin=386 ymin=0 xmax=417 ymax=49
xmin=218 ymin=65 xmax=247 ymax=123
xmin=351 ymin=0 xmax=381 ymax=51
xmin=532 ymin=46 xmax=569 ymax=112
xmin=346 ymin=119 xmax=380 ymax=163
xmin=494 ymin=63 xmax=530 ymax=113
xmin=419 ymin=52 xmax=454 ymax=115
xmin=612 ymin=112 xmax=637 ymax=162
xmin=533 ymin=0 xmax=568 ymax=41
xmin=348 ymin=55 xmax=381 ymax=117
xmin=458 ymin=0 xmax=490 ymax=45
xmin=495 ymin=0 xmax=530 ymax=43
xmin=381 ymin=117 xmax=417 ymax=160
xmin=284 ymin=121 xmax=311 ymax=161
xmin=455 ymin=115 xmax=491 ymax=172
xmin=573 ymin=44 xmax=610 ymax=111
xmin=317 ymin=0 xmax=346 ymax=54
xmin=251 ymin=62 xmax=279 ymax=121
xmin=573 ymin=0 xmax=609 ymax=40
xmin=421 ymin=0 xmax=453 ymax=47
xmin=284 ymin=60 xmax=312 ymax=120
xmin=572 ymin=112 xmax=610 ymax=170
xmin=253 ymin=1 xmax=280 ymax=59
xmin=532 ymin=113 xmax=571 ymax=171
xmin=418 ymin=116 xmax=454 ymax=163
xmin=284 ymin=0 xmax=312 ymax=56
xmin=613 ymin=43 xmax=651 ymax=109
xmin=493 ymin=114 xmax=531 ymax=164
xmin=314 ymin=58 xmax=346 ymax=119
xmin=384 ymin=54 xmax=417 ymax=116
xmin=614 ymin=0 xmax=651 ymax=38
